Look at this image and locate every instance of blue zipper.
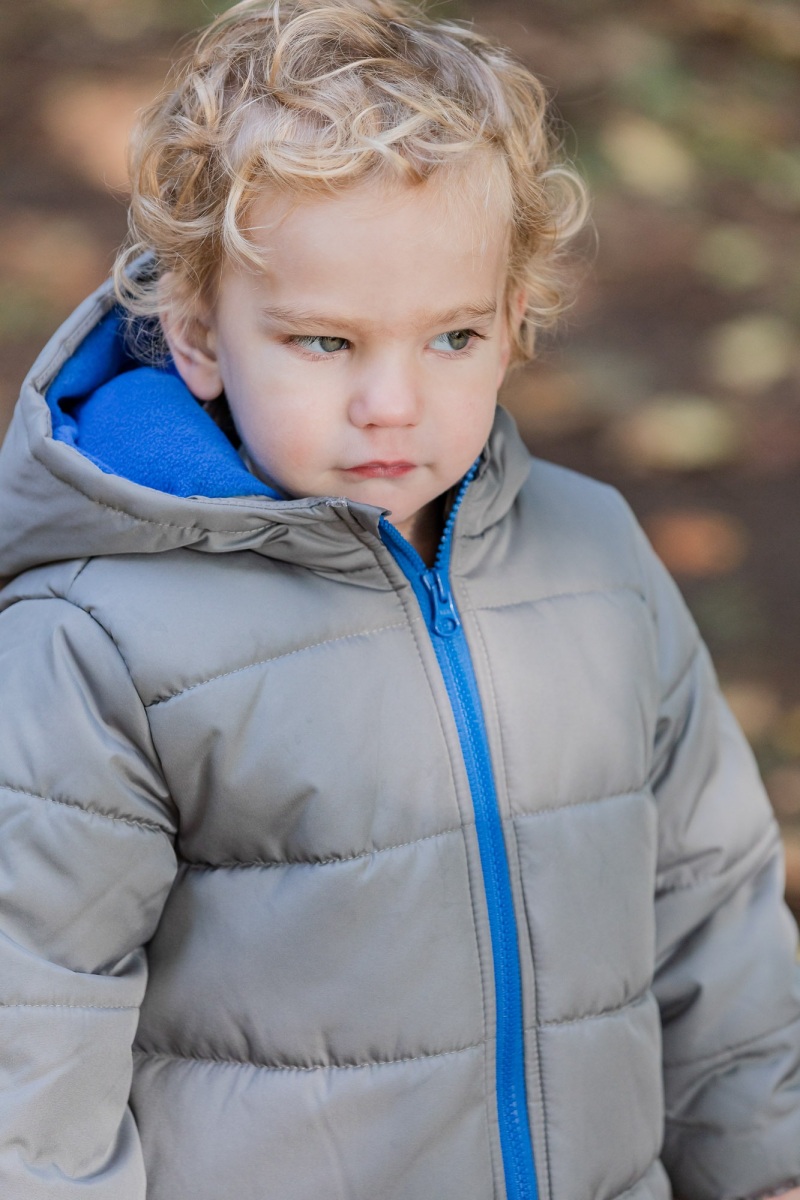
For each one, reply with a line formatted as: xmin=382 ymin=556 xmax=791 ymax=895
xmin=379 ymin=466 xmax=539 ymax=1200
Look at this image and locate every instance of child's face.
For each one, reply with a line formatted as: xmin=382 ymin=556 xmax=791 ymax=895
xmin=167 ymin=168 xmax=523 ymax=550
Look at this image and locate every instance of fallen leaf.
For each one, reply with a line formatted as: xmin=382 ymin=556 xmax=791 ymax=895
xmin=600 ymin=114 xmax=697 ymax=203
xmin=607 ymin=394 xmax=742 ymax=471
xmin=706 ymin=313 xmax=796 ymax=392
xmin=645 ymin=508 xmax=749 ymax=577
xmin=694 ymin=224 xmax=772 ymax=292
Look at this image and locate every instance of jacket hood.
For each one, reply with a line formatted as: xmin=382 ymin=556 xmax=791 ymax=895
xmin=0 ymin=273 xmax=532 ymax=579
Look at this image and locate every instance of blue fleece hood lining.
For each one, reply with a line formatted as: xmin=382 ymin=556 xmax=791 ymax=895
xmin=46 ymin=307 xmax=281 ymax=500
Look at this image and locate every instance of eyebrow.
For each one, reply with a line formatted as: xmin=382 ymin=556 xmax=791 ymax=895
xmin=258 ymin=298 xmax=498 ymax=333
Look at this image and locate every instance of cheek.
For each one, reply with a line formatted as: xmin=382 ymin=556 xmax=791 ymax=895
xmin=238 ymin=405 xmax=316 ymax=474
xmin=222 ymin=355 xmax=323 ymax=463
xmin=440 ymin=375 xmax=498 ymax=450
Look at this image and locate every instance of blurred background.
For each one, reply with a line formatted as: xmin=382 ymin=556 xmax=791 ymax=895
xmin=1 ymin=0 xmax=799 ymax=915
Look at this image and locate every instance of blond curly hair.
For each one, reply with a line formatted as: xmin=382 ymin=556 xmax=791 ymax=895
xmin=114 ymin=0 xmax=588 ymax=366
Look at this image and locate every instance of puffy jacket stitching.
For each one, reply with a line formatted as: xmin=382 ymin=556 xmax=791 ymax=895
xmin=473 ymin=583 xmax=647 ymax=614
xmin=133 ymin=1041 xmax=485 ymax=1072
xmin=515 ymin=819 xmax=555 ymax=1200
xmin=0 ymin=783 xmax=169 ymax=835
xmin=146 ymin=620 xmax=410 ymax=706
xmin=30 ymin=295 xmax=110 ymax=394
xmin=657 ymin=638 xmax=702 ymax=710
xmin=28 ymin=452 xmax=288 ymax=536
xmin=622 ymin=490 xmax=703 ymax=703
xmin=51 ymin=591 xmax=175 ymax=819
xmin=458 ymin=586 xmax=554 ymax=1200
xmin=663 ymin=1009 xmax=800 ymax=1071
xmin=0 ymin=1000 xmax=139 ymax=1011
xmin=0 ymin=560 xmax=91 ymax=608
xmin=655 ymin=823 xmax=782 ymax=897
xmin=367 ymin=535 xmax=498 ymax=1191
xmin=512 ymin=784 xmax=648 ymax=822
xmin=534 ymin=987 xmax=650 ymax=1029
xmin=609 ymin=1161 xmax=661 ymax=1200
xmin=67 ymin=557 xmax=92 ymax=587
xmin=181 ymin=824 xmax=471 ymax=870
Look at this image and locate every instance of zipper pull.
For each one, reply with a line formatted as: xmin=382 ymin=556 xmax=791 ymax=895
xmin=422 ymin=569 xmax=460 ymax=637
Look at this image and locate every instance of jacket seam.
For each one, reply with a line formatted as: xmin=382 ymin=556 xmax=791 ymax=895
xmin=29 ymin=447 xmax=289 ymax=536
xmin=181 ymin=823 xmax=470 ymax=869
xmin=657 ymin=637 xmax=702 ymax=710
xmin=32 ymin=591 xmax=175 ymax=821
xmin=365 ymin=536 xmax=497 ymax=1191
xmin=533 ymin=987 xmax=651 ymax=1030
xmin=133 ymin=1041 xmax=485 ymax=1073
xmin=461 ymin=588 xmax=554 ymax=1200
xmin=0 ymin=560 xmax=92 ymax=605
xmin=31 ymin=295 xmax=111 ymax=393
xmin=514 ymin=805 xmax=555 ymax=1200
xmin=623 ymin=492 xmax=703 ymax=691
xmin=624 ymin=494 xmax=660 ymax=626
xmin=147 ymin=620 xmax=410 ymax=706
xmin=0 ymin=783 xmax=170 ymax=835
xmin=611 ymin=1162 xmax=660 ymax=1200
xmin=512 ymin=785 xmax=649 ymax=822
xmin=0 ymin=1000 xmax=139 ymax=1011
xmin=68 ymin=557 xmax=92 ymax=587
xmin=655 ymin=824 xmax=782 ymax=897
xmin=663 ymin=1009 xmax=800 ymax=1070
xmin=473 ymin=583 xmax=647 ymax=614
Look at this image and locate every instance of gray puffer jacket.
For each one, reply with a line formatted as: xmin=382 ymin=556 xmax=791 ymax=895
xmin=1 ymin=276 xmax=800 ymax=1200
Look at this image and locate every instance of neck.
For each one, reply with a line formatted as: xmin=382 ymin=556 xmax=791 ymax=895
xmin=393 ymin=496 xmax=445 ymax=568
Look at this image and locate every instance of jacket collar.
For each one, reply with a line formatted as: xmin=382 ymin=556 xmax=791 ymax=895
xmin=0 ymin=273 xmax=532 ymax=580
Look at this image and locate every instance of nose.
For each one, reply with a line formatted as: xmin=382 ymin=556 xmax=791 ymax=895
xmin=347 ymin=355 xmax=423 ymax=429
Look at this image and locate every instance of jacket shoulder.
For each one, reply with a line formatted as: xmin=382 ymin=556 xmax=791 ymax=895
xmin=509 ymin=455 xmax=650 ymax=598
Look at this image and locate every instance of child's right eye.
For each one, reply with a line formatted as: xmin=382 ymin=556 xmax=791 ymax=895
xmin=290 ymin=335 xmax=349 ymax=356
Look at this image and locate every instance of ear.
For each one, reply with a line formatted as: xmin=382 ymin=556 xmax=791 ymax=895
xmin=160 ymin=293 xmax=224 ymax=403
xmin=496 ymin=286 xmax=527 ymax=388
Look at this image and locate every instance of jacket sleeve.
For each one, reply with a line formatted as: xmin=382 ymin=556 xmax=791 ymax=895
xmin=0 ymin=594 xmax=178 ymax=1198
xmin=631 ymin=522 xmax=800 ymax=1199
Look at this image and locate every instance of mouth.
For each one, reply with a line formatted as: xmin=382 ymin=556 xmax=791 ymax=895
xmin=342 ymin=461 xmax=416 ymax=479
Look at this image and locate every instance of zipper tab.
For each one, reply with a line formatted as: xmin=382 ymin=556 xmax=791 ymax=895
xmin=422 ymin=569 xmax=461 ymax=637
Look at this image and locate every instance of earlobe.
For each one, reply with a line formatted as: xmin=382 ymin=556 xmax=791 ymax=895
xmin=496 ymin=287 xmax=527 ymax=388
xmin=160 ymin=302 xmax=224 ymax=402
xmin=510 ymin=286 xmax=527 ymax=332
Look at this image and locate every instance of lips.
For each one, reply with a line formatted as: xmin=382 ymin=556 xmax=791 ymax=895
xmin=342 ymin=462 xmax=416 ymax=478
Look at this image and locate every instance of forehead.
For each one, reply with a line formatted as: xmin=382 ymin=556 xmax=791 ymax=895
xmin=227 ymin=161 xmax=513 ymax=326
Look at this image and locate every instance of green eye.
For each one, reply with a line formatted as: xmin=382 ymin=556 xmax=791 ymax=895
xmin=293 ymin=335 xmax=349 ymax=354
xmin=431 ymin=330 xmax=474 ymax=352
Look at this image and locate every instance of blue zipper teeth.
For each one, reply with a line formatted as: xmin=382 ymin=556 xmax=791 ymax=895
xmin=380 ymin=463 xmax=538 ymax=1200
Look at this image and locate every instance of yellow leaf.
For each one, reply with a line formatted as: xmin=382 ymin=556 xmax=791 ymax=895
xmin=600 ymin=115 xmax=697 ymax=202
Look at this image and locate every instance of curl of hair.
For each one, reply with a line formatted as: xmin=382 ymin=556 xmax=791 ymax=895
xmin=113 ymin=0 xmax=589 ymax=366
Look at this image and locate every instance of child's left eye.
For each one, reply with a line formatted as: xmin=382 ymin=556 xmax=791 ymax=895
xmin=292 ymin=335 xmax=349 ymax=355
xmin=430 ymin=330 xmax=477 ymax=353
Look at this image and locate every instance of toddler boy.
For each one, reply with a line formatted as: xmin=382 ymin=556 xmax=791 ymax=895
xmin=1 ymin=1 xmax=799 ymax=1198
